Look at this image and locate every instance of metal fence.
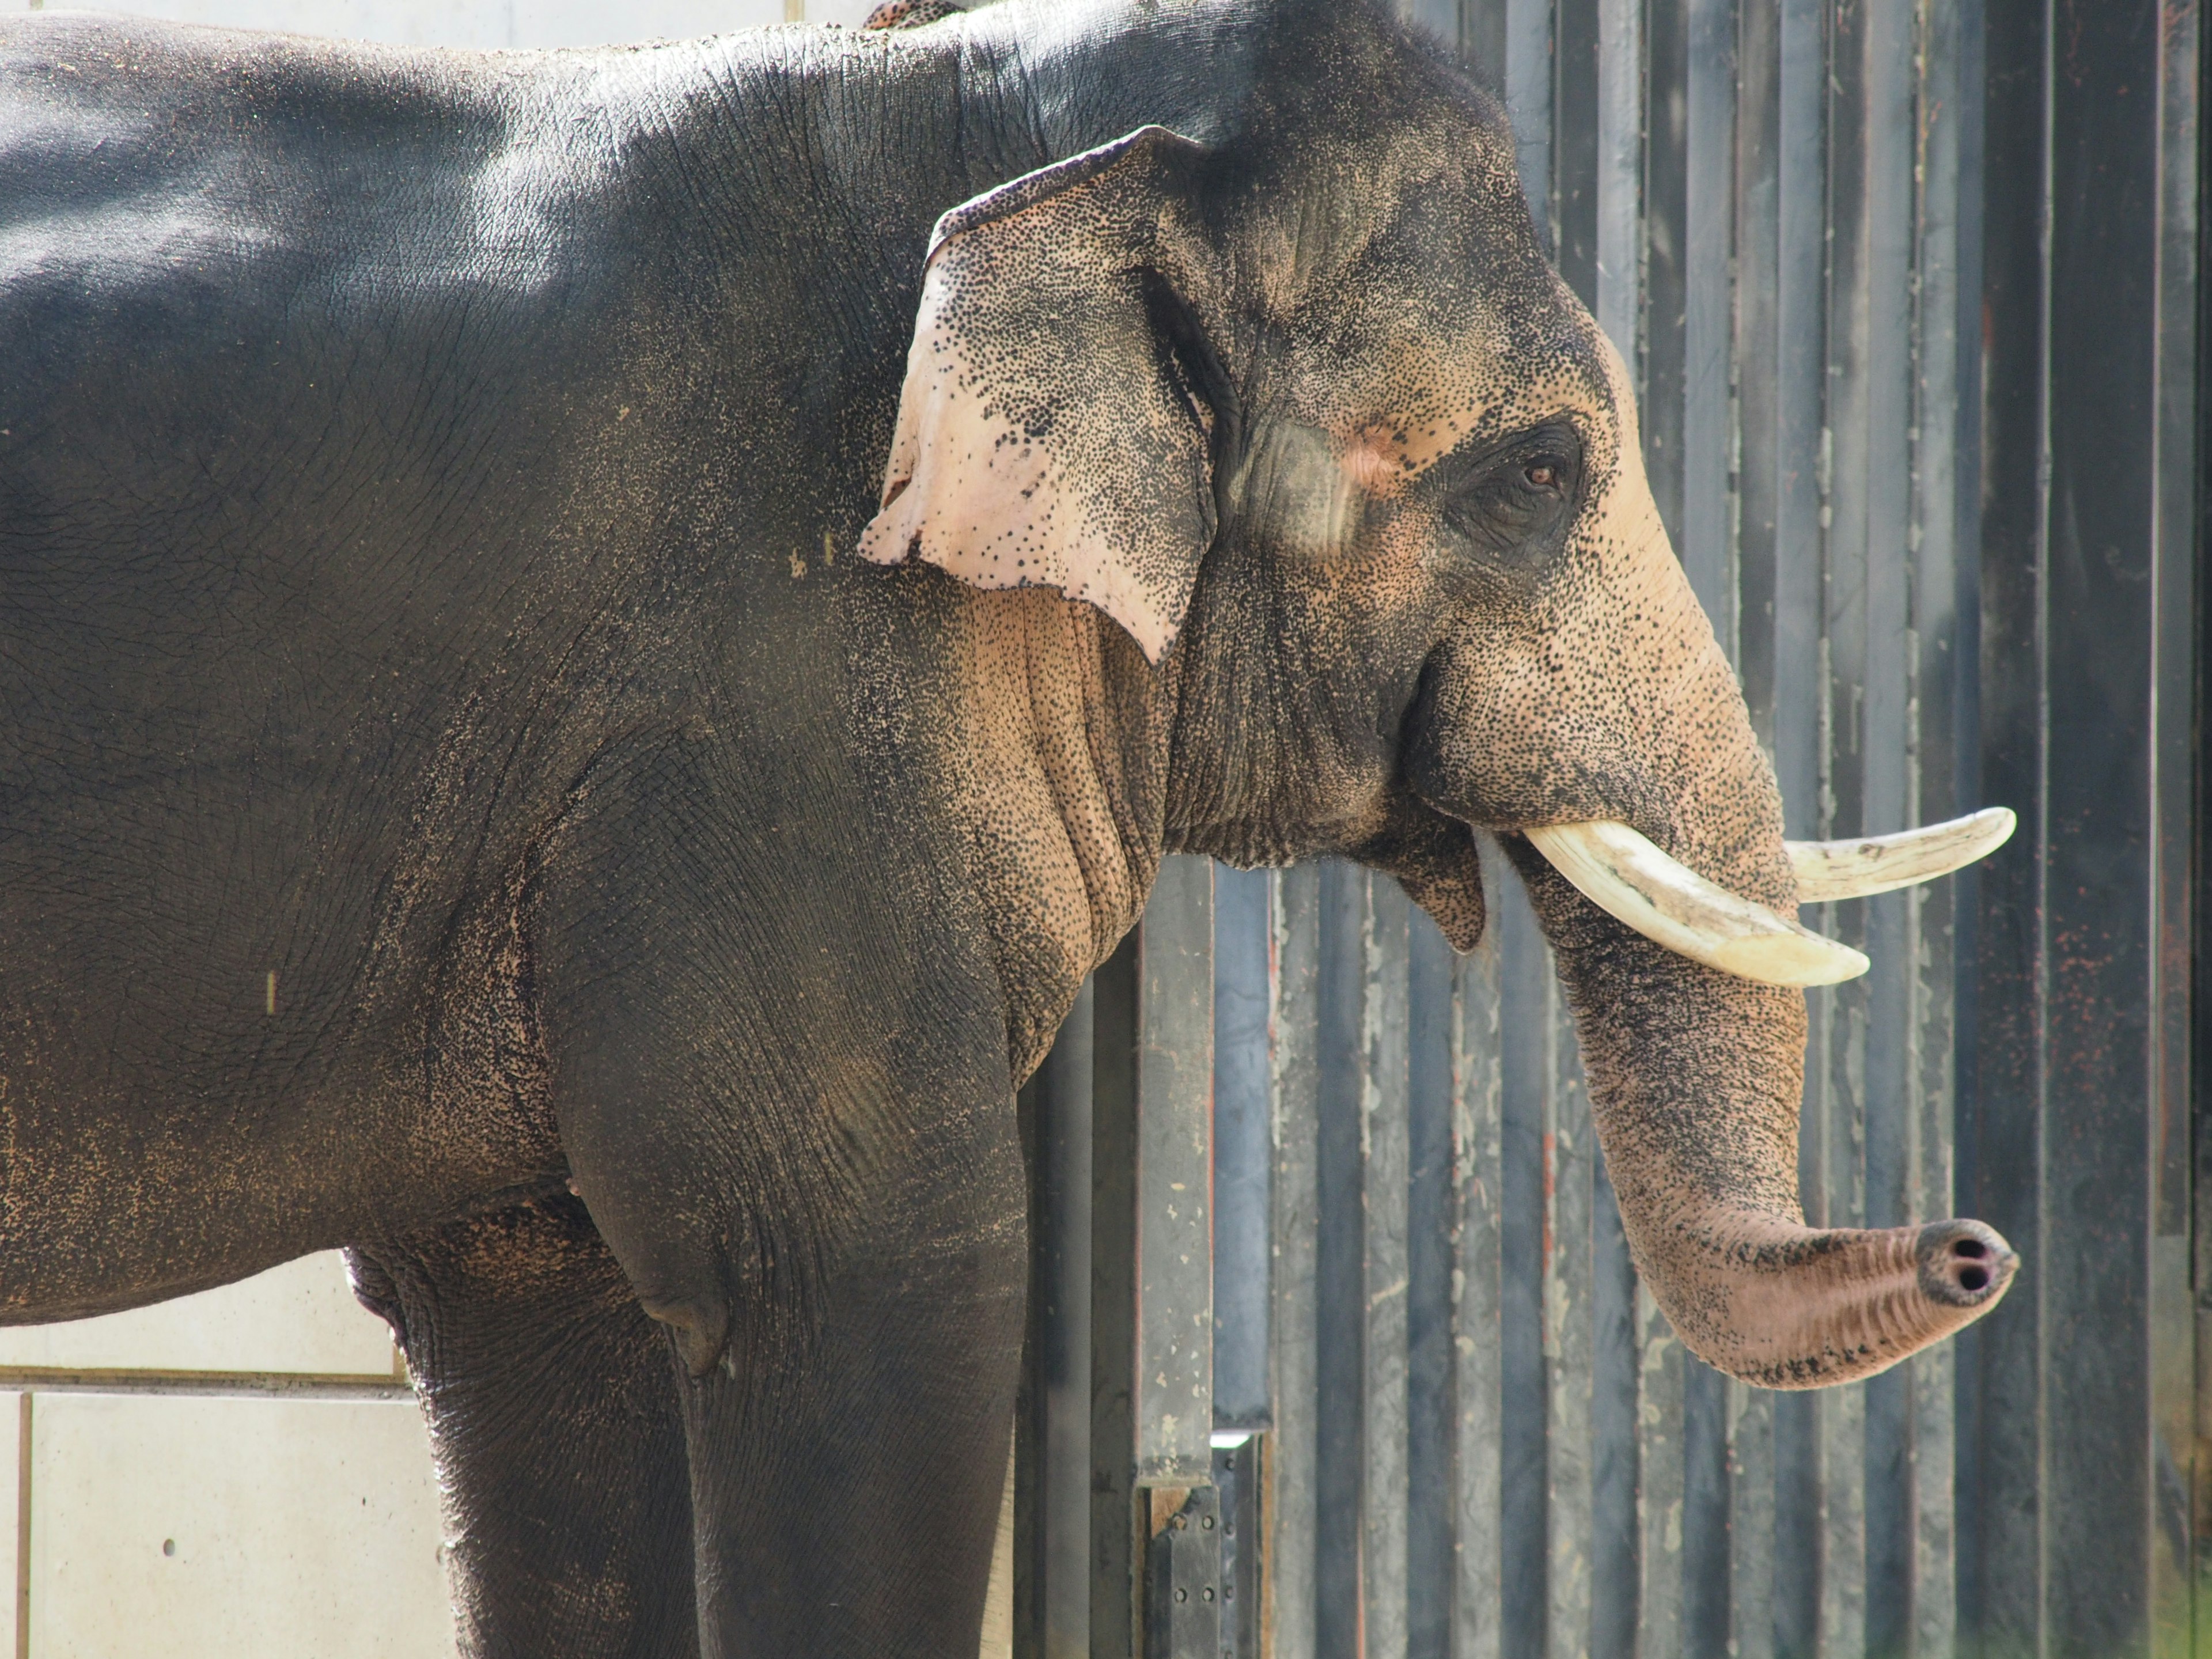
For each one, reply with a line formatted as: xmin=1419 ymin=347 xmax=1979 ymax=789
xmin=1009 ymin=1 xmax=2205 ymax=1656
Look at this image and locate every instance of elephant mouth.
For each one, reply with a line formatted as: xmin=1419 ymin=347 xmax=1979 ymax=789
xmin=1521 ymin=808 xmax=2017 ymax=988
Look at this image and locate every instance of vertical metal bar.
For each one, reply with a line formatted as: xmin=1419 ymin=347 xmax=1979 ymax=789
xmin=2040 ymin=0 xmax=2164 ymax=1647
xmin=2148 ymin=1 xmax=2201 ymax=1650
xmin=1959 ymin=0 xmax=2047 ymax=1643
xmin=1946 ymin=0 xmax=1999 ymax=1637
xmin=1463 ymin=0 xmax=1510 ymax=90
xmin=1680 ymin=1361 xmax=1732 ymax=1659
xmin=1089 ymin=863 xmax=1222 ymax=1658
xmin=1635 ymin=0 xmax=1695 ymax=1647
xmin=1404 ymin=0 xmax=1461 ymax=54
xmin=1497 ymin=866 xmax=1552 ymax=1657
xmin=1634 ymin=1281 xmax=1685 ymax=1659
xmin=1555 ymin=0 xmax=1601 ymax=308
xmin=1680 ymin=0 xmax=1740 ymax=647
xmin=1452 ymin=913 xmax=1506 ymax=1659
xmin=1589 ymin=1158 xmax=1641 ymax=1659
xmin=1681 ymin=0 xmax=1746 ymax=1645
xmin=1093 ymin=938 xmax=1142 ymax=1659
xmin=1505 ymin=0 xmax=1556 ymax=234
xmin=1768 ymin=0 xmax=1831 ymax=1648
xmin=1905 ymin=0 xmax=1976 ymax=1650
xmin=1215 ymin=868 xmax=1274 ymax=1435
xmin=1728 ymin=0 xmax=1783 ymax=1648
xmin=1545 ymin=949 xmax=1595 ymax=1659
xmin=1314 ymin=862 xmax=1368 ymax=1659
xmin=2191 ymin=0 xmax=2212 ymax=1612
xmin=1594 ymin=0 xmax=1643 ymax=362
xmin=1143 ymin=1486 xmax=1222 ymax=1658
xmin=1268 ymin=866 xmax=1323 ymax=1659
xmin=1944 ymin=0 xmax=1991 ymax=1631
xmin=1590 ymin=3 xmax=1652 ymax=1651
xmin=1134 ymin=857 xmax=1214 ymax=1496
xmin=1408 ymin=911 xmax=1460 ymax=1659
xmin=1364 ymin=878 xmax=1413 ymax=1659
xmin=1020 ymin=1078 xmax=1045 ymax=1659
xmin=1643 ymin=0 xmax=1689 ymax=557
xmin=1036 ymin=986 xmax=1096 ymax=1659
xmin=1214 ymin=1438 xmax=1263 ymax=1658
xmin=1734 ymin=0 xmax=1782 ymax=760
xmin=1553 ymin=5 xmax=1644 ymax=1650
xmin=1725 ymin=1378 xmax=1775 ymax=1659
xmin=1831 ymin=0 xmax=1916 ymax=1646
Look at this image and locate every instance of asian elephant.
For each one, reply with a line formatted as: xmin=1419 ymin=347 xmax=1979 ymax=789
xmin=0 ymin=0 xmax=2016 ymax=1652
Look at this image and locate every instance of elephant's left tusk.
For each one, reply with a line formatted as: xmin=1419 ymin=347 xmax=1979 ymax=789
xmin=1525 ymin=821 xmax=1870 ymax=988
xmin=1786 ymin=806 xmax=2017 ymax=903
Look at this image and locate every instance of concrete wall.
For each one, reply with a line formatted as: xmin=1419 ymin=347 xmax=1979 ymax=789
xmin=0 ymin=1255 xmax=453 ymax=1656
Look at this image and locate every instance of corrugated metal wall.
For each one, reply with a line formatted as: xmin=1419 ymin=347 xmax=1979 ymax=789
xmin=1014 ymin=2 xmax=2207 ymax=1656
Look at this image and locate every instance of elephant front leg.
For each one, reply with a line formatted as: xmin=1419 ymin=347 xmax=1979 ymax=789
xmin=347 ymin=1193 xmax=698 ymax=1659
xmin=529 ymin=740 xmax=1031 ymax=1657
xmin=566 ymin=1070 xmax=1028 ymax=1658
xmin=676 ymin=1190 xmax=1024 ymax=1655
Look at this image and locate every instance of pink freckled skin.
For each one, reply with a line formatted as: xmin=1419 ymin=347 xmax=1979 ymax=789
xmin=1341 ymin=423 xmax=1411 ymax=497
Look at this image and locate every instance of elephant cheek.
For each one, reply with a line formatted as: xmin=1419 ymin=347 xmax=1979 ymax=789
xmin=1400 ymin=644 xmax=1660 ymax=837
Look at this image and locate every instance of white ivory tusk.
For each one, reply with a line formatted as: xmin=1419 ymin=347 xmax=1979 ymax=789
xmin=1786 ymin=807 xmax=2017 ymax=903
xmin=1525 ymin=821 xmax=1870 ymax=988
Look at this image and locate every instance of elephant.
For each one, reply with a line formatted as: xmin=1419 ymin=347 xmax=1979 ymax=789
xmin=0 ymin=0 xmax=2018 ymax=1652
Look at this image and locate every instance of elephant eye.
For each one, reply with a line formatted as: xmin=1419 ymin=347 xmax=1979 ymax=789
xmin=1436 ymin=421 xmax=1584 ymax=568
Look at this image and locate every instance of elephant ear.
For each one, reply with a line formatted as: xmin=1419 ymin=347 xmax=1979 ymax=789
xmin=858 ymin=127 xmax=1221 ymax=664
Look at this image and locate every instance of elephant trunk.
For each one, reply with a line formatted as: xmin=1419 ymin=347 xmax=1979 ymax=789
xmin=1502 ymin=838 xmax=2017 ymax=1388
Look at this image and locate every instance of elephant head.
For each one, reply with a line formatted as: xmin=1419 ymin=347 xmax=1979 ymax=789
xmin=861 ymin=0 xmax=2015 ymax=1388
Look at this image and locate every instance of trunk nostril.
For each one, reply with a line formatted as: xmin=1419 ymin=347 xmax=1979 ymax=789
xmin=1915 ymin=1218 xmax=2018 ymax=1308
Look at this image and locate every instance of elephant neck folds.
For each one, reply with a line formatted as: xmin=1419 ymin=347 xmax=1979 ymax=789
xmin=936 ymin=584 xmax=1173 ymax=1084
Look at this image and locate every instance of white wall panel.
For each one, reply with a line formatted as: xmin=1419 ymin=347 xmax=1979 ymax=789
xmin=26 ymin=1394 xmax=453 ymax=1658
xmin=0 ymin=1255 xmax=398 ymax=1380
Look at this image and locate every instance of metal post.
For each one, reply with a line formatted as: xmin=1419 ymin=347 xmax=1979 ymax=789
xmin=1090 ymin=857 xmax=1215 ymax=1658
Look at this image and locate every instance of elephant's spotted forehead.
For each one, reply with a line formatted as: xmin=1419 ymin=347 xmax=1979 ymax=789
xmin=1327 ymin=344 xmax=1616 ymax=487
xmin=1249 ymin=134 xmax=1617 ymax=483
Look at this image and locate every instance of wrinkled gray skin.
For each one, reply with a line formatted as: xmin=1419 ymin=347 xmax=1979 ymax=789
xmin=0 ymin=1 xmax=2009 ymax=1653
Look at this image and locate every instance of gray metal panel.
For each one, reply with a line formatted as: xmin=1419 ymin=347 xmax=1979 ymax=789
xmin=1544 ymin=928 xmax=1596 ymax=1659
xmin=1494 ymin=855 xmax=1553 ymax=1656
xmin=1406 ymin=911 xmax=1457 ymax=1659
xmin=2149 ymin=0 xmax=2200 ymax=1646
xmin=1090 ymin=938 xmax=1141 ymax=1659
xmin=1362 ymin=878 xmax=1412 ymax=1659
xmin=1450 ymin=925 xmax=1504 ymax=1659
xmin=1032 ymin=983 xmax=1094 ymax=1659
xmin=1135 ymin=858 xmax=1214 ymax=1488
xmin=1397 ymin=915 xmax=1468 ymax=1654
xmin=1214 ymin=867 xmax=1274 ymax=1433
xmin=1634 ymin=1286 xmax=1685 ymax=1659
xmin=1266 ymin=865 xmax=1323 ymax=1659
xmin=1311 ymin=862 xmax=1367 ymax=1659
xmin=1905 ymin=3 xmax=1975 ymax=1653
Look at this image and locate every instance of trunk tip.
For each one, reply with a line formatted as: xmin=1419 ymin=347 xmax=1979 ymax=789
xmin=1915 ymin=1218 xmax=2017 ymax=1309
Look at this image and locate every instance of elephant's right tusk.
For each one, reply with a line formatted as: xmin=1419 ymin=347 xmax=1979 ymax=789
xmin=1786 ymin=806 xmax=2017 ymax=903
xmin=1524 ymin=820 xmax=1870 ymax=988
